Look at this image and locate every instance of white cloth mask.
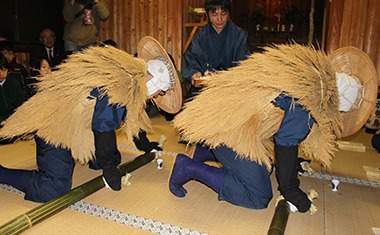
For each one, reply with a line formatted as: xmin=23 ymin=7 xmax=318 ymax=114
xmin=146 ymin=59 xmax=171 ymax=96
xmin=336 ymin=72 xmax=362 ymax=112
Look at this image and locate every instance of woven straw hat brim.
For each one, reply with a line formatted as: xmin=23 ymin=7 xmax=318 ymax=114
xmin=137 ymin=36 xmax=182 ymax=114
xmin=330 ymin=46 xmax=378 ymax=137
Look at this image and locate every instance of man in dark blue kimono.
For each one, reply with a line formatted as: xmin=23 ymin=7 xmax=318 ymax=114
xmin=182 ymin=0 xmax=251 ymax=98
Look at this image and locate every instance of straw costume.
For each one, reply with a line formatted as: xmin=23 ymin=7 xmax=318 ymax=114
xmin=0 ymin=37 xmax=180 ymax=202
xmin=174 ymin=43 xmax=378 ymax=167
xmin=170 ymin=43 xmax=377 ymax=213
xmin=0 ymin=46 xmax=151 ymax=162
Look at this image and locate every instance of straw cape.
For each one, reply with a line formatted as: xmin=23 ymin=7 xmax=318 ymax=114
xmin=0 ymin=46 xmax=152 ymax=163
xmin=174 ymin=43 xmax=348 ymax=168
xmin=138 ymin=36 xmax=182 ymax=114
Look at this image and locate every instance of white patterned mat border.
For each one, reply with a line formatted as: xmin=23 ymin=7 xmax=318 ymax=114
xmin=69 ymin=201 xmax=208 ymax=235
xmin=0 ymin=184 xmax=207 ymax=235
xmin=299 ymin=172 xmax=380 ymax=188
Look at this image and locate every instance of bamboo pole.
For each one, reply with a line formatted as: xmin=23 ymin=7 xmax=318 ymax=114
xmin=0 ymin=152 xmax=155 ymax=235
xmin=267 ymin=199 xmax=290 ymax=235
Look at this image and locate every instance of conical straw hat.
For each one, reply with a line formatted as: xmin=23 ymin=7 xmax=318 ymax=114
xmin=138 ymin=36 xmax=182 ymax=114
xmin=330 ymin=46 xmax=378 ymax=137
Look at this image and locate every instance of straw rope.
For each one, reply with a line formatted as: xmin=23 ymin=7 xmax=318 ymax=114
xmin=22 ymin=214 xmax=32 ymax=228
xmin=174 ymin=43 xmax=342 ymax=168
xmin=0 ymin=46 xmax=152 ymax=163
xmin=308 ymin=0 xmax=315 ymax=44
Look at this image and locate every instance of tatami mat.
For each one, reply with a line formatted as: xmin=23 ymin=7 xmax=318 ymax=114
xmin=1 ymin=115 xmax=380 ymax=235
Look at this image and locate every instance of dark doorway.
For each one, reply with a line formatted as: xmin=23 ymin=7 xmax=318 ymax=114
xmin=0 ymin=0 xmax=64 ymax=46
xmin=230 ymin=0 xmax=326 ymax=52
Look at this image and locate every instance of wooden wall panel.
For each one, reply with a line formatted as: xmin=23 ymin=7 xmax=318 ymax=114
xmin=326 ymin=0 xmax=380 ymax=84
xmin=98 ymin=0 xmax=183 ymax=68
xmin=364 ymin=0 xmax=380 ymax=85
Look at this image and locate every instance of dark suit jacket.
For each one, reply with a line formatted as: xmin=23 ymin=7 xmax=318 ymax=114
xmin=29 ymin=44 xmax=66 ymax=68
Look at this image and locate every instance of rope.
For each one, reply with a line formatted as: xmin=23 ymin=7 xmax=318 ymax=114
xmin=22 ymin=214 xmax=33 ymax=228
xmin=308 ymin=0 xmax=315 ymax=44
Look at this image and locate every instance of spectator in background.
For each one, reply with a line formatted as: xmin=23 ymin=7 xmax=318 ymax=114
xmin=182 ymin=0 xmax=251 ymax=98
xmin=63 ymin=0 xmax=109 ymax=54
xmin=29 ymin=28 xmax=66 ymax=69
xmin=30 ymin=57 xmax=52 ymax=77
xmin=35 ymin=58 xmax=52 ymax=76
xmin=0 ymin=53 xmax=25 ymax=134
xmin=0 ymin=40 xmax=29 ymax=97
xmin=26 ymin=57 xmax=52 ymax=98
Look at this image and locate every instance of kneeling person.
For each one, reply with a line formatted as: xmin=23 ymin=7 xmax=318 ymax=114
xmin=0 ymin=37 xmax=181 ymax=202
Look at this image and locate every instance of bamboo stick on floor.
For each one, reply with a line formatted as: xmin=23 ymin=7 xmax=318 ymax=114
xmin=0 ymin=152 xmax=155 ymax=235
xmin=267 ymin=199 xmax=290 ymax=235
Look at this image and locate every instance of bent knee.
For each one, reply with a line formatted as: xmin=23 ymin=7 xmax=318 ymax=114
xmin=40 ymin=186 xmax=71 ymax=202
xmin=24 ymin=178 xmax=72 ymax=203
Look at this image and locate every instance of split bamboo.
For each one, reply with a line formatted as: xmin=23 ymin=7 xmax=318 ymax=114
xmin=267 ymin=199 xmax=290 ymax=235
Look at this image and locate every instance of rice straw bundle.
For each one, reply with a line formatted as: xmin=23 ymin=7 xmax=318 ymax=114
xmin=0 ymin=46 xmax=152 ymax=163
xmin=174 ymin=43 xmax=342 ymax=168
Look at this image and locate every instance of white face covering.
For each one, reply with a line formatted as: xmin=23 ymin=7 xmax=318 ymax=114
xmin=146 ymin=59 xmax=171 ymax=96
xmin=336 ymin=72 xmax=363 ymax=112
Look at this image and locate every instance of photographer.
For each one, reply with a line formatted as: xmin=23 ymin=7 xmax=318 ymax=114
xmin=63 ymin=0 xmax=109 ymax=54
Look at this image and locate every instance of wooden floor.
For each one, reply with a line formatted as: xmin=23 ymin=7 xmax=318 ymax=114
xmin=1 ymin=115 xmax=380 ymax=235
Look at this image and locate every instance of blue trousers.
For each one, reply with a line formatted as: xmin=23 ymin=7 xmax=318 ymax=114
xmin=213 ymin=146 xmax=273 ymax=209
xmin=21 ymin=136 xmax=74 ymax=202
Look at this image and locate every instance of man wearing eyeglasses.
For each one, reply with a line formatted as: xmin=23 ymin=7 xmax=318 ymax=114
xmin=29 ymin=28 xmax=66 ymax=70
